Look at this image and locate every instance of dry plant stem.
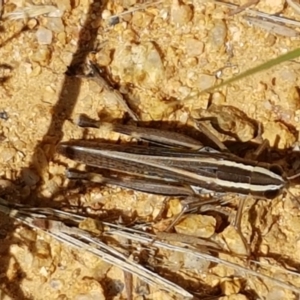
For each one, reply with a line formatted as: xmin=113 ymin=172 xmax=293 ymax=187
xmin=250 ymin=259 xmax=300 ymax=278
xmin=121 ymin=236 xmax=133 ymax=300
xmin=287 ymin=0 xmax=300 ymax=15
xmin=88 ymin=62 xmax=139 ymax=121
xmin=1 ymin=199 xmax=300 ymax=295
xmin=228 ymin=0 xmax=259 ymax=16
xmin=155 ymin=232 xmax=222 ymax=250
xmin=124 ymin=271 xmax=133 ymax=300
xmin=109 ymin=1 xmax=164 ymax=19
xmin=2 ymin=5 xmax=60 ymax=20
xmin=50 ymin=230 xmax=194 ymax=298
xmin=244 ymin=16 xmax=299 ymax=37
xmin=107 ymin=222 xmax=300 ymax=294
xmin=0 ymin=202 xmax=194 ymax=299
xmin=214 ymin=0 xmax=300 ymax=27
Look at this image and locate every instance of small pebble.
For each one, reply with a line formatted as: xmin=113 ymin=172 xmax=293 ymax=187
xmin=221 ymin=225 xmax=248 ymax=256
xmin=36 ymin=27 xmax=53 ymax=45
xmin=31 ymin=47 xmax=51 ymax=65
xmin=185 ymin=38 xmax=204 ymax=57
xmin=45 ymin=18 xmax=65 ymax=33
xmin=171 ymin=0 xmax=193 ymax=25
xmin=197 ymin=73 xmax=216 ymax=90
xmin=220 ymin=278 xmax=242 ymax=295
xmin=208 ymin=20 xmax=227 ymax=50
xmin=175 ymin=214 xmax=216 ymax=238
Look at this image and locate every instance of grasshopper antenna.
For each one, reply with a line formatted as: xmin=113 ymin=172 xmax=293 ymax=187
xmin=287 ymin=172 xmax=300 ymax=181
xmin=285 ymin=172 xmax=300 ymax=205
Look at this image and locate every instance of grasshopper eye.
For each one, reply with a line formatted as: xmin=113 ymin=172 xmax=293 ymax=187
xmin=264 ymin=188 xmax=284 ymax=199
xmin=269 ymin=164 xmax=284 ymax=176
xmin=263 ymin=165 xmax=285 ymax=199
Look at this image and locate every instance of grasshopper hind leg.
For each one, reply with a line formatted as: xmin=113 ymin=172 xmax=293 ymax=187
xmin=163 ymin=195 xmax=223 ymax=232
xmin=229 ymin=196 xmax=251 ymax=256
xmin=67 ymin=168 xmax=251 ymax=255
xmin=164 ymin=193 xmax=251 ymax=256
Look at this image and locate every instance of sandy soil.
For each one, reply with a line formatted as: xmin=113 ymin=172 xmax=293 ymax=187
xmin=1 ymin=0 xmax=300 ymax=299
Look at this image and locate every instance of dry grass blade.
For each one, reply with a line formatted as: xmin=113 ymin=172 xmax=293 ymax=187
xmin=244 ymin=16 xmax=300 ymax=37
xmin=109 ymin=1 xmax=163 ymax=19
xmin=287 ymin=0 xmax=300 ymax=15
xmin=215 ymin=0 xmax=300 ymax=27
xmin=0 ymin=199 xmax=193 ymax=299
xmin=2 ymin=5 xmax=62 ymax=20
xmin=109 ymin=225 xmax=300 ymax=295
xmin=49 ymin=228 xmax=193 ymax=298
xmin=228 ymin=0 xmax=259 ymax=16
xmin=155 ymin=232 xmax=223 ymax=250
xmin=1 ymin=198 xmax=300 ymax=296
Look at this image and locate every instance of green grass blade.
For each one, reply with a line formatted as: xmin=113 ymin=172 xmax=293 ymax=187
xmin=201 ymin=47 xmax=300 ymax=94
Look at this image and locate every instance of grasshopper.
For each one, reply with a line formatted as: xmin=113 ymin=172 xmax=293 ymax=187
xmin=56 ymin=114 xmax=295 ymax=249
